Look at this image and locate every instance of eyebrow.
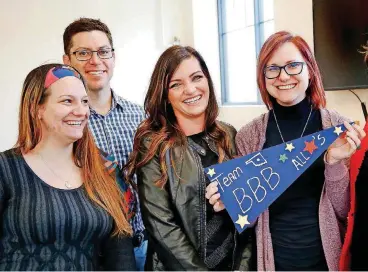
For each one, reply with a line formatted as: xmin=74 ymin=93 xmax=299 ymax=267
xmin=170 ymin=70 xmax=203 ymax=82
xmin=267 ymin=60 xmax=300 ymax=66
xmin=74 ymin=46 xmax=111 ymax=51
xmin=58 ymin=95 xmax=88 ymax=99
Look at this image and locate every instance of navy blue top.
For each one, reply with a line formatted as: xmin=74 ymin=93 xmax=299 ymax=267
xmin=0 ymin=148 xmax=136 ymax=271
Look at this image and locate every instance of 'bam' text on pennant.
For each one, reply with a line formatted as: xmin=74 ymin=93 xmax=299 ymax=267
xmin=204 ymin=123 xmax=351 ymax=233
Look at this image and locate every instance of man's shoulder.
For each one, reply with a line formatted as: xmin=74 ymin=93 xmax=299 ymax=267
xmin=115 ymin=95 xmax=144 ymax=114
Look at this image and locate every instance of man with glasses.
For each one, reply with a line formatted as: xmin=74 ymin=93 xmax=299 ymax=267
xmin=63 ymin=18 xmax=147 ymax=271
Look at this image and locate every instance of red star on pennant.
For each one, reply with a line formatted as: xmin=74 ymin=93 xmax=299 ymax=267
xmin=303 ymin=139 xmax=318 ymax=154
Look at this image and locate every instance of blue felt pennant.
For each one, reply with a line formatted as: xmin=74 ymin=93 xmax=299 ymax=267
xmin=204 ymin=123 xmax=351 ymax=233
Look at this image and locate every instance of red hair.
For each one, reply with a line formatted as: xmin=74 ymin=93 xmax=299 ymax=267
xmin=257 ymin=31 xmax=326 ymax=109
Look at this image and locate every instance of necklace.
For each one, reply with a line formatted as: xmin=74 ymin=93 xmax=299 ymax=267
xmin=38 ymin=152 xmax=74 ymax=189
xmin=272 ymin=105 xmax=313 ymax=143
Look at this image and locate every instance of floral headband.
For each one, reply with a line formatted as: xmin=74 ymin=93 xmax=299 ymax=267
xmin=44 ymin=65 xmax=82 ymax=89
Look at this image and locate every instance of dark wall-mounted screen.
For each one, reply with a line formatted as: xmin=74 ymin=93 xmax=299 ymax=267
xmin=313 ymin=0 xmax=368 ymax=90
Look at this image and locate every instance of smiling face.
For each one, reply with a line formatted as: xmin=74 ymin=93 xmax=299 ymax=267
xmin=265 ymin=42 xmax=310 ymax=106
xmin=63 ymin=30 xmax=115 ymax=94
xmin=38 ymin=77 xmax=90 ymax=144
xmin=167 ymin=57 xmax=210 ymax=128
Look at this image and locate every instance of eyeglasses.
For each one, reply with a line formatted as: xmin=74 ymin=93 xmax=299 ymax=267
xmin=71 ymin=48 xmax=115 ymax=61
xmin=264 ymin=61 xmax=305 ymax=79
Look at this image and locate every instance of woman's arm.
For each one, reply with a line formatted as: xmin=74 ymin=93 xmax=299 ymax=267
xmin=100 ymin=233 xmax=136 ymax=271
xmin=324 ymin=158 xmax=350 ymax=220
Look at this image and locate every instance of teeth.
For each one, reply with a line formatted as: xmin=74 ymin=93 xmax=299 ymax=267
xmin=88 ymin=71 xmax=103 ymax=75
xmin=184 ymin=95 xmax=201 ymax=104
xmin=67 ymin=121 xmax=82 ymax=126
xmin=277 ymin=84 xmax=296 ymax=90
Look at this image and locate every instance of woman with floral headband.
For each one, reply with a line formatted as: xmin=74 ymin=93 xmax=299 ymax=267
xmin=0 ymin=64 xmax=136 ymax=270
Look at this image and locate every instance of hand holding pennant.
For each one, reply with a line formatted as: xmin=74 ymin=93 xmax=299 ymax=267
xmin=204 ymin=123 xmax=353 ymax=233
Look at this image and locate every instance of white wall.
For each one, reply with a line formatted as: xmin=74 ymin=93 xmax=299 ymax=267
xmin=1 ymin=0 xmax=367 ymax=151
xmin=0 ymin=0 xmax=192 ymax=151
xmin=274 ymin=0 xmax=368 ymax=126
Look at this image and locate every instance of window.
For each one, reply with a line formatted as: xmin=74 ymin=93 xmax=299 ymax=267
xmin=218 ymin=0 xmax=274 ymax=105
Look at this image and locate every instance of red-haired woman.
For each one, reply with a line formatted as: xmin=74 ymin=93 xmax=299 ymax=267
xmin=0 ymin=64 xmax=136 ymax=270
xmin=125 ymin=45 xmax=252 ymax=271
xmin=206 ymin=31 xmax=365 ymax=271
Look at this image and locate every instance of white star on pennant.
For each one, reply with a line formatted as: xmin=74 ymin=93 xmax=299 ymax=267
xmin=334 ymin=126 xmax=343 ymax=136
xmin=235 ymin=214 xmax=250 ymax=229
xmin=285 ymin=142 xmax=295 ymax=152
xmin=207 ymin=168 xmax=216 ymax=178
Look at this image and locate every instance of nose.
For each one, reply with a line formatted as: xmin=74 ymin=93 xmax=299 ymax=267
xmin=278 ymin=67 xmax=290 ymax=82
xmin=183 ymin=82 xmax=197 ymax=95
xmin=72 ymin=102 xmax=90 ymax=117
xmin=89 ymin=51 xmax=102 ymax=65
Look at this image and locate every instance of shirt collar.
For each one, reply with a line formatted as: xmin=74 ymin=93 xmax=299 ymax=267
xmin=111 ymin=89 xmax=126 ymax=111
xmin=89 ymin=89 xmax=124 ymax=115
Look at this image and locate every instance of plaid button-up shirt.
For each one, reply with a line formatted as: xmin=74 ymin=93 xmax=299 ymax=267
xmin=88 ymin=90 xmax=145 ymax=234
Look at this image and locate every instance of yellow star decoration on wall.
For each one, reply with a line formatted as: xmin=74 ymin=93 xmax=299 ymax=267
xmin=285 ymin=142 xmax=295 ymax=152
xmin=334 ymin=126 xmax=343 ymax=136
xmin=235 ymin=214 xmax=250 ymax=229
xmin=207 ymin=168 xmax=216 ymax=178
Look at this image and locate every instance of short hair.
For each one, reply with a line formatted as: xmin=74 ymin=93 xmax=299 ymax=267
xmin=63 ymin=17 xmax=113 ymax=55
xmin=257 ymin=31 xmax=326 ymax=109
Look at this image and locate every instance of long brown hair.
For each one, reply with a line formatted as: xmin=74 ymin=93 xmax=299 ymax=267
xmin=16 ymin=63 xmax=131 ymax=236
xmin=124 ymin=45 xmax=233 ymax=188
xmin=257 ymin=31 xmax=326 ymax=109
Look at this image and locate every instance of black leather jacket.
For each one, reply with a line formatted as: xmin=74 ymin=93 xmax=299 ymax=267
xmin=137 ymin=122 xmax=252 ymax=271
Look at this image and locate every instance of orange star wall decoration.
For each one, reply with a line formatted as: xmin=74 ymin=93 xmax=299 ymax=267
xmin=303 ymin=139 xmax=318 ymax=154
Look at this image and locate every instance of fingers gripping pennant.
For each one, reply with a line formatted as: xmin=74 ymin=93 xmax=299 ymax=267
xmin=205 ymin=123 xmax=352 ymax=233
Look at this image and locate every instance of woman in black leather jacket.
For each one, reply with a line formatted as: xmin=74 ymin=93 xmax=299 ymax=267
xmin=125 ymin=45 xmax=252 ymax=271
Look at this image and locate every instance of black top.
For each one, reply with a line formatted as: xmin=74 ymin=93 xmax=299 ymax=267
xmin=263 ymin=97 xmax=328 ymax=271
xmin=0 ymin=148 xmax=135 ymax=271
xmin=188 ymin=132 xmax=234 ymax=270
